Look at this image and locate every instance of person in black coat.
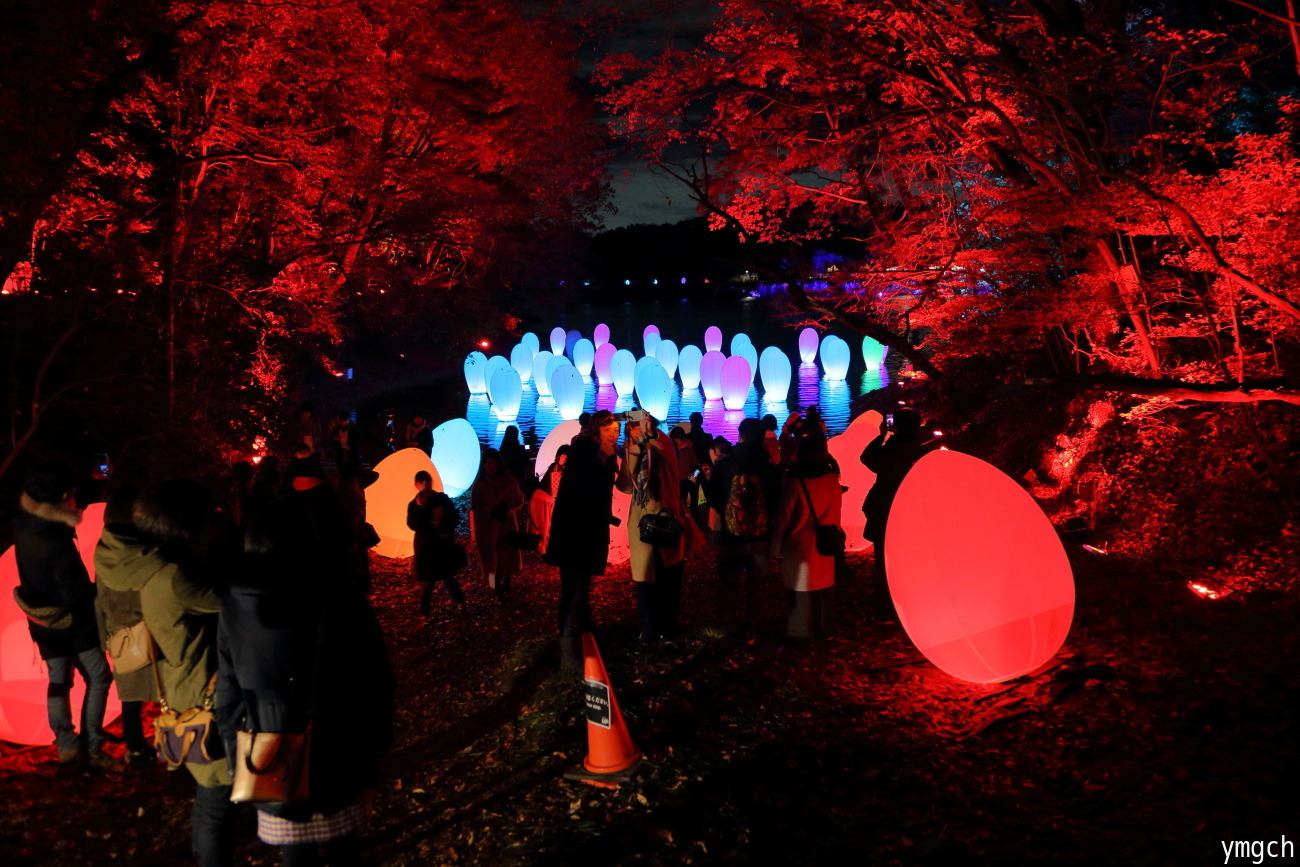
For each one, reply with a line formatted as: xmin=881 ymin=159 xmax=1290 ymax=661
xmin=217 ymin=497 xmax=394 ymax=866
xmin=407 ymin=470 xmax=465 ymax=615
xmin=860 ymin=407 xmax=929 ymax=622
xmin=12 ymin=462 xmax=113 ymax=767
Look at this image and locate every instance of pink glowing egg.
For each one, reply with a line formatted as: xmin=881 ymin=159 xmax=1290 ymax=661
xmin=700 ymin=350 xmax=727 ymax=400
xmin=704 ymin=326 xmax=724 ymax=352
xmin=798 ymin=328 xmax=820 ymax=364
xmin=594 ymin=343 xmax=617 ymax=384
xmin=535 ymin=420 xmax=581 ymax=480
xmin=720 ymin=356 xmax=752 ymax=411
xmin=366 ymin=448 xmax=443 ymax=559
xmin=826 ymin=412 xmax=882 ymax=551
xmin=593 ymin=323 xmax=610 ymax=349
xmin=1 ymin=503 xmax=121 ymax=745
xmin=886 ymin=450 xmax=1075 ymax=683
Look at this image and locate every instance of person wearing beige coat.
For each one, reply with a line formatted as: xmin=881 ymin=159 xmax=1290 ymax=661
xmin=770 ymin=436 xmax=843 ymax=639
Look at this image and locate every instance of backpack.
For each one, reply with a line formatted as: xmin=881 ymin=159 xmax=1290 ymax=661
xmin=724 ymin=472 xmax=768 ymax=540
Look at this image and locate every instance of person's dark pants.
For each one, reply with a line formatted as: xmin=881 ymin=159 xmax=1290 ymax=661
xmin=558 ymin=567 xmax=593 ymax=637
xmin=653 ymin=560 xmax=683 ymax=638
xmin=867 ymin=531 xmax=898 ymax=621
xmin=120 ymin=699 xmax=148 ymax=754
xmin=420 ymin=573 xmax=465 ymax=614
xmin=717 ymin=540 xmax=768 ymax=632
xmin=46 ymin=648 xmax=112 ymax=754
xmin=283 ymin=835 xmax=362 ymax=867
xmin=787 ymin=588 xmax=832 ymax=639
xmin=636 ymin=582 xmax=656 ymax=641
xmin=192 ymin=783 xmax=238 ymax=867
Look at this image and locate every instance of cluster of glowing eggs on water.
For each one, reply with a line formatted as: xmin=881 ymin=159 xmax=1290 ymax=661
xmin=366 ymin=449 xmax=442 ymax=559
xmin=704 ymin=326 xmax=724 ymax=352
xmin=464 ymin=351 xmax=488 ymax=394
xmin=550 ymin=365 xmax=585 ymax=420
xmin=611 ymin=349 xmax=637 ymax=396
xmin=488 ymin=367 xmax=522 ymax=420
xmin=593 ymin=323 xmax=610 ymax=348
xmin=700 ymin=350 xmax=726 ymax=400
xmin=825 ymin=411 xmax=882 ymax=552
xmin=720 ymin=356 xmax=752 ymax=411
xmin=531 ymin=351 xmax=555 ymax=396
xmin=549 ymin=327 xmax=566 ymax=356
xmin=0 ymin=503 xmax=121 ymax=745
xmin=643 ymin=325 xmax=661 ymax=358
xmin=861 ymin=336 xmax=889 ymax=371
xmin=572 ymin=338 xmax=595 ymax=378
xmin=535 ymin=421 xmax=582 ymax=479
xmin=634 ymin=359 xmax=673 ymax=420
xmin=510 ymin=343 xmax=533 ymax=382
xmin=656 ymin=340 xmax=679 ymax=379
xmin=820 ymin=335 xmax=851 ymax=380
xmin=430 ymin=418 xmax=481 ymax=497
xmin=885 ymin=449 xmax=1075 ymax=684
xmin=678 ymin=345 xmax=703 ymax=390
xmin=759 ymin=346 xmax=792 ymax=401
xmin=798 ymin=328 xmax=820 ymax=364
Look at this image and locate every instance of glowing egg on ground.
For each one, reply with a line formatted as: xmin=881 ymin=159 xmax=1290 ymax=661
xmin=535 ymin=420 xmax=581 ymax=479
xmin=886 ymin=450 xmax=1075 ymax=684
xmin=593 ymin=323 xmax=610 ymax=348
xmin=759 ymin=346 xmax=792 ymax=401
xmin=735 ymin=343 xmax=759 ymax=388
xmin=464 ymin=352 xmax=488 ymax=394
xmin=678 ymin=345 xmax=703 ymax=389
xmin=551 ymin=365 xmax=585 ymax=420
xmin=825 ymin=411 xmax=882 ymax=551
xmin=634 ymin=359 xmax=673 ymax=420
xmin=820 ymin=335 xmax=850 ymax=380
xmin=730 ymin=333 xmax=752 ymax=355
xmin=656 ymin=339 xmax=679 ymax=379
xmin=430 ymin=418 xmax=481 ymax=497
xmin=484 ymin=355 xmax=512 ymax=394
xmin=366 ymin=449 xmax=441 ymax=559
xmin=700 ymin=350 xmax=727 ymax=400
xmin=565 ymin=329 xmax=582 ymax=358
xmin=704 ymin=326 xmax=723 ymax=352
xmin=611 ymin=349 xmax=637 ymax=396
xmin=521 ymin=332 xmax=540 ymax=358
xmin=510 ymin=343 xmax=533 ymax=382
xmin=531 ymin=351 xmax=555 ymax=396
xmin=572 ymin=339 xmax=595 ymax=378
xmin=549 ymin=327 xmax=566 ymax=355
xmin=488 ymin=367 xmax=522 ymax=420
xmin=798 ymin=328 xmax=820 ymax=364
xmin=720 ymin=356 xmax=752 ymax=411
xmin=594 ymin=343 xmax=617 ymax=385
xmin=0 ymin=504 xmax=121 ymax=745
xmin=643 ymin=325 xmax=661 ymax=358
xmin=608 ymin=484 xmax=631 ymax=565
xmin=862 ymin=336 xmax=889 ymax=371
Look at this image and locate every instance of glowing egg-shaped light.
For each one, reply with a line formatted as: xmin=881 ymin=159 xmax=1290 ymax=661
xmin=484 ymin=355 xmax=512 ymax=394
xmin=720 ymin=356 xmax=752 ymax=411
xmin=655 ymin=339 xmax=679 ymax=379
xmin=594 ymin=343 xmax=617 ymax=385
xmin=464 ymin=351 xmax=489 ymax=394
xmin=551 ymin=365 xmax=585 ymax=420
xmin=700 ymin=350 xmax=727 ymax=400
xmin=0 ymin=504 xmax=121 ymax=745
xmin=430 ymin=418 xmax=481 ymax=497
xmin=887 ymin=450 xmax=1076 ymax=683
xmin=565 ymin=329 xmax=582 ymax=358
xmin=820 ymin=335 xmax=850 ymax=380
xmin=535 ymin=420 xmax=582 ymax=479
xmin=549 ymin=326 xmax=566 ymax=356
xmin=593 ymin=323 xmax=610 ymax=349
xmin=862 ymin=336 xmax=889 ymax=371
xmin=730 ymin=333 xmax=752 ymax=355
xmin=488 ymin=367 xmax=522 ymax=420
xmin=634 ymin=359 xmax=673 ymax=420
xmin=798 ymin=328 xmax=820 ymax=364
xmin=572 ymin=339 xmax=595 ymax=378
xmin=510 ymin=343 xmax=533 ymax=382
xmin=704 ymin=326 xmax=723 ymax=352
xmin=643 ymin=325 xmax=662 ymax=358
xmin=611 ymin=349 xmax=637 ymax=396
xmin=759 ymin=346 xmax=792 ymax=401
xmin=735 ymin=343 xmax=759 ymax=388
xmin=366 ymin=448 xmax=441 ymax=559
xmin=825 ymin=411 xmax=882 ymax=551
xmin=608 ymin=484 xmax=631 ymax=565
xmin=545 ymin=353 xmax=572 ymax=386
xmin=678 ymin=344 xmax=703 ymax=389
xmin=521 ymin=332 xmax=540 ymax=358
xmin=531 ymin=351 xmax=555 ymax=396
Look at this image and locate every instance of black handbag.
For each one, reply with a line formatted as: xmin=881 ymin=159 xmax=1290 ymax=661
xmin=798 ymin=477 xmax=846 ymax=557
xmin=509 ymin=514 xmax=542 ymax=551
xmin=638 ymin=509 xmax=685 ymax=547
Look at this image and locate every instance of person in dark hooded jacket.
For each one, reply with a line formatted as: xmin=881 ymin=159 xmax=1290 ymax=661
xmin=860 ymin=407 xmax=930 ymax=623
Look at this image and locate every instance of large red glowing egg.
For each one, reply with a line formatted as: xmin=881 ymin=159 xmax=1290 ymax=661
xmin=1 ymin=503 xmax=121 ymax=745
xmin=366 ymin=449 xmax=443 ymax=559
xmin=885 ymin=450 xmax=1074 ymax=683
xmin=826 ymin=411 xmax=881 ymax=552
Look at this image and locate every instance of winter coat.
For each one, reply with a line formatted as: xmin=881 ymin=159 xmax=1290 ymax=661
xmin=707 ymin=442 xmax=783 ymax=544
xmin=545 ymin=435 xmax=617 ymax=575
xmin=860 ymin=433 xmax=929 ymax=542
xmin=617 ymin=432 xmax=685 ymax=583
xmin=407 ymin=490 xmax=461 ymax=581
xmin=770 ymin=466 xmax=843 ymax=592
xmin=92 ymin=524 xmax=161 ymax=703
xmin=216 ymin=550 xmax=394 ymax=820
xmin=12 ymin=494 xmax=99 ymax=659
xmin=471 ymin=471 xmax=523 ymax=578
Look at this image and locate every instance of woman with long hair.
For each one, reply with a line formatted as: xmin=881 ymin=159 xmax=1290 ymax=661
xmin=470 ymin=448 xmax=524 ymax=601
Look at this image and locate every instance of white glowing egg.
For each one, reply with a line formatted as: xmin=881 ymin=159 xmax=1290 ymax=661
xmin=735 ymin=343 xmax=759 ymax=388
xmin=720 ymin=356 xmax=752 ymax=411
xmin=484 ymin=355 xmax=512 ymax=394
xmin=704 ymin=326 xmax=724 ymax=352
xmin=643 ymin=325 xmax=662 ymax=358
xmin=798 ymin=328 xmax=820 ymax=364
xmin=536 ymin=420 xmax=582 ymax=479
xmin=521 ymin=332 xmax=540 ymax=358
xmin=820 ymin=335 xmax=850 ymax=380
xmin=488 ymin=367 xmax=522 ymax=420
xmin=510 ymin=343 xmax=533 ymax=382
xmin=611 ymin=349 xmax=637 ymax=396
xmin=545 ymin=354 xmax=572 ymax=390
xmin=549 ymin=327 xmax=566 ymax=356
xmin=656 ymin=339 xmax=679 ymax=379
xmin=464 ymin=351 xmax=489 ymax=394
xmin=531 ymin=351 xmax=555 ymax=396
xmin=730 ymin=333 xmax=752 ymax=355
xmin=700 ymin=350 xmax=727 ymax=400
xmin=551 ymin=365 xmax=585 ymax=420
xmin=678 ymin=344 xmax=703 ymax=389
xmin=862 ymin=336 xmax=889 ymax=371
xmin=366 ymin=448 xmax=441 ymax=559
xmin=594 ymin=343 xmax=617 ymax=384
xmin=825 ymin=411 xmax=882 ymax=551
xmin=593 ymin=323 xmax=611 ymax=349
xmin=759 ymin=346 xmax=792 ymax=401
xmin=430 ymin=418 xmax=481 ymax=497
xmin=887 ymin=450 xmax=1075 ymax=684
xmin=634 ymin=359 xmax=673 ymax=420
xmin=572 ymin=339 xmax=595 ymax=378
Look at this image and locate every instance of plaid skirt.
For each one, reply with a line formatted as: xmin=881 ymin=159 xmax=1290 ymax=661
xmin=257 ymin=797 xmax=369 ymax=846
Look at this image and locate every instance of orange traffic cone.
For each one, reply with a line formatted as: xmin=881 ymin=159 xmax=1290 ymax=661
xmin=563 ymin=633 xmax=642 ymax=788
